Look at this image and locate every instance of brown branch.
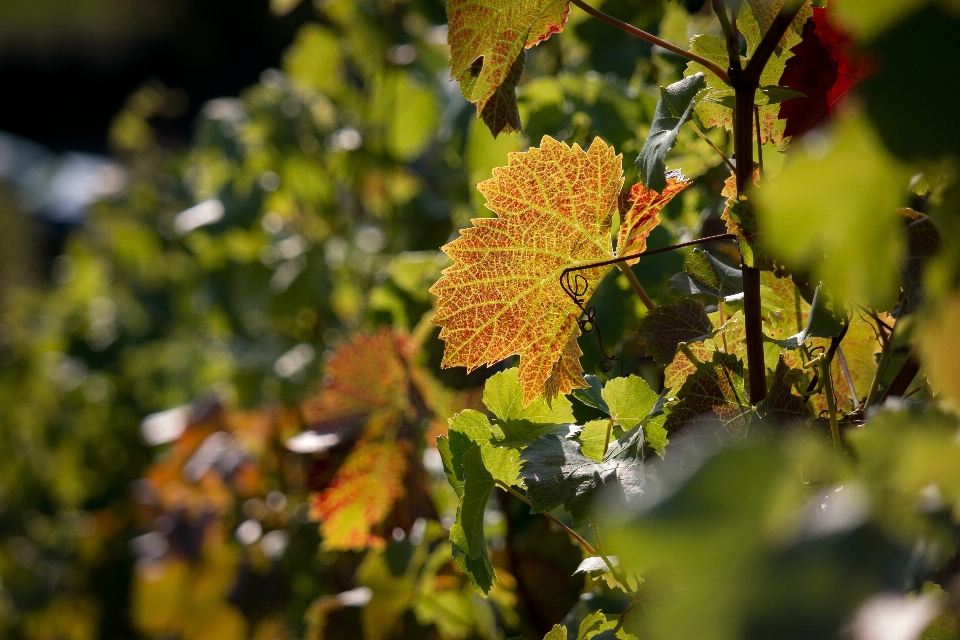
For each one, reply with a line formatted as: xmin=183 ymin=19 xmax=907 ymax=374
xmin=571 ymin=0 xmax=730 ymax=83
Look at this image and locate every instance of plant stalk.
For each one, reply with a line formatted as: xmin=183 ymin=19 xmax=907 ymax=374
xmin=571 ymin=0 xmax=730 ymax=83
xmin=729 ymin=2 xmax=805 ymax=405
xmin=617 ymin=263 xmax=655 ymax=310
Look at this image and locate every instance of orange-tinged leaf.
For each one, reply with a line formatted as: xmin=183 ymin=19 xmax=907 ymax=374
xmin=616 ymin=175 xmax=687 ymax=265
xmin=301 ymin=328 xmax=414 ymax=440
xmin=311 ymin=442 xmax=410 ymax=551
xmin=431 ymin=136 xmax=686 ymax=406
xmin=447 ymin=0 xmax=570 ymax=136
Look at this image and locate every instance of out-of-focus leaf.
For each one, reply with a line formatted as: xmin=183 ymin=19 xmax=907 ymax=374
xmin=635 ymin=73 xmax=705 ymax=193
xmin=311 ymin=442 xmax=409 ymax=550
xmin=446 ymin=0 xmax=570 ymax=136
xmin=358 ymin=549 xmax=415 ymax=640
xmin=756 ymin=116 xmax=909 ymax=307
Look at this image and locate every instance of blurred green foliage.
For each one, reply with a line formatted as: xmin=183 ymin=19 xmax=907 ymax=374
xmin=1 ymin=0 xmax=960 ymax=639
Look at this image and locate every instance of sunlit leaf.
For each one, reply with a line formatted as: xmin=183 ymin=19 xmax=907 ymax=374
xmin=669 ymin=248 xmax=743 ymax=298
xmin=447 ymin=0 xmax=570 ymax=136
xmin=431 ymin=137 xmax=684 ymax=406
xmin=637 ymin=298 xmax=713 ymax=366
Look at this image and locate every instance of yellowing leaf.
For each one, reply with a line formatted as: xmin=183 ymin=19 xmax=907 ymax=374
xmin=311 ymin=442 xmax=409 ymax=550
xmin=447 ymin=0 xmax=570 ymax=135
xmin=431 ymin=136 xmax=685 ymax=406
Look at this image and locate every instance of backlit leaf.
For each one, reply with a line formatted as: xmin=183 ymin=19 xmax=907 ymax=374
xmin=311 ymin=442 xmax=409 ymax=550
xmin=431 ymin=137 xmax=685 ymax=406
xmin=663 ymin=352 xmax=753 ymax=438
xmin=447 ymin=0 xmax=570 ymax=136
xmin=669 ymin=248 xmax=743 ymax=298
xmin=637 ymin=298 xmax=713 ymax=366
xmin=482 ymin=367 xmax=574 ymax=446
xmin=778 ymin=7 xmax=874 ymax=138
xmin=768 ymin=286 xmax=845 ymax=349
xmin=601 ymin=375 xmax=659 ymax=432
xmin=450 ymin=445 xmax=498 ymax=594
xmin=636 ymin=73 xmax=705 ymax=192
xmin=520 ymin=425 xmax=645 ymax=523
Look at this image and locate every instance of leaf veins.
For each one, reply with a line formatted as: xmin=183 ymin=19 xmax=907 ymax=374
xmin=431 ymin=136 xmax=686 ymax=407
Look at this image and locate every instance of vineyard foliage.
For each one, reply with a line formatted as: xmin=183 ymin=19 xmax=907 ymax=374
xmin=1 ymin=0 xmax=960 ymax=639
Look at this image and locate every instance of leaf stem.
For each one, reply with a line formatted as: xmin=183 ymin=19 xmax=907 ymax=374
xmin=589 ymin=520 xmax=633 ymax=593
xmin=570 ymin=0 xmax=730 ymax=84
xmin=602 ymin=419 xmax=614 ymax=459
xmin=688 ymin=121 xmax=736 ymax=173
xmin=835 ymin=346 xmax=859 ymax=409
xmin=822 ymin=358 xmax=841 ymax=454
xmin=617 ymin=263 xmax=655 ymax=311
xmin=495 ymin=481 xmax=597 ymax=556
xmin=864 ymin=342 xmax=892 ymax=409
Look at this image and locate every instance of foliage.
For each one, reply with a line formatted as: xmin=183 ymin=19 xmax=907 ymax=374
xmin=2 ymin=0 xmax=960 ymax=639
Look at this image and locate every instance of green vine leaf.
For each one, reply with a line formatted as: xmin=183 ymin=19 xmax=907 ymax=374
xmin=572 ymin=374 xmax=610 ymax=413
xmin=637 ymin=298 xmax=714 ymax=366
xmin=576 ymin=419 xmax=612 ymax=462
xmin=447 ymin=0 xmax=570 ymax=136
xmin=449 ymin=444 xmax=498 ymax=595
xmin=669 ymin=248 xmax=744 ymax=298
xmin=663 ymin=352 xmax=753 ymax=438
xmin=635 ymin=73 xmax=706 ymax=192
xmin=520 ymin=425 xmax=645 ymax=523
xmin=483 ymin=368 xmax=574 ymax=447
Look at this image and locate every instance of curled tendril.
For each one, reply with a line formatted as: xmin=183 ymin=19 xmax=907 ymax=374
xmin=560 ymin=271 xmax=622 ymax=375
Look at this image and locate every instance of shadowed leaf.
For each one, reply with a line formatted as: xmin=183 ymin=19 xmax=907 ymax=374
xmin=756 ymin=357 xmax=811 ymax=426
xmin=637 ymin=299 xmax=713 ymax=366
xmin=669 ymin=248 xmax=744 ymax=298
xmin=635 ymin=73 xmax=705 ymax=192
xmin=520 ymin=426 xmax=645 ymax=523
xmin=663 ymin=352 xmax=753 ymax=438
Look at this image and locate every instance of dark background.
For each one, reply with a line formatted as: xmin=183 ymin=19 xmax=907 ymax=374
xmin=0 ymin=0 xmax=313 ymax=154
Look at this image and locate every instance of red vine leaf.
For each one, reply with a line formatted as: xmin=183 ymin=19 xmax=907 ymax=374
xmin=311 ymin=441 xmax=410 ymax=551
xmin=431 ymin=136 xmax=686 ymax=406
xmin=778 ymin=6 xmax=875 ymax=139
xmin=617 ymin=175 xmax=688 ymax=265
xmin=447 ymin=0 xmax=570 ymax=136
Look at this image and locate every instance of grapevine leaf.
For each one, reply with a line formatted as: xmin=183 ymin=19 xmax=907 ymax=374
xmin=437 ymin=435 xmax=465 ymax=498
xmin=768 ymin=286 xmax=844 ymax=349
xmin=453 ymin=543 xmax=496 ymax=595
xmin=520 ymin=425 xmax=645 ymax=523
xmin=312 ymin=442 xmax=410 ymax=551
xmin=616 ymin=176 xmax=689 ymax=264
xmin=300 ymin=328 xmax=414 ymax=444
xmin=601 ymin=375 xmax=659 ymax=432
xmin=577 ymin=610 xmax=617 ymax=639
xmin=544 ymin=626 xmax=567 ymax=640
xmin=432 ymin=137 xmax=684 ymax=406
xmin=778 ymin=7 xmax=874 ymax=139
xmin=447 ymin=0 xmax=570 ymax=136
xmin=635 ymin=73 xmax=706 ymax=193
xmin=450 ymin=444 xmax=494 ymax=560
xmin=577 ymin=419 xmax=612 ymax=462
xmin=571 ymin=374 xmax=609 ymax=413
xmin=756 ymin=357 xmax=811 ymax=426
xmin=669 ymin=248 xmax=743 ymax=298
xmin=637 ymin=299 xmax=713 ymax=366
xmin=663 ymin=352 xmax=753 ymax=439
xmin=664 ymin=310 xmax=748 ymax=394
xmin=645 ymin=394 xmax=671 ymax=456
xmin=574 ymin=556 xmax=618 ymax=574
xmin=721 ymin=195 xmax=775 ymax=270
xmin=811 ymin=313 xmax=883 ymax=414
xmin=482 ymin=368 xmax=574 ymax=446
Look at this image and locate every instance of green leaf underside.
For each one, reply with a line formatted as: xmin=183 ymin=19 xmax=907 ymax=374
xmin=450 ymin=444 xmax=494 ymax=559
xmin=572 ymin=374 xmax=610 ymax=413
xmin=669 ymin=248 xmax=744 ymax=298
xmin=450 ymin=444 xmax=498 ymax=595
xmin=636 ymin=73 xmax=706 ymax=192
xmin=768 ymin=286 xmax=844 ymax=348
xmin=663 ymin=351 xmax=753 ymax=438
xmin=637 ymin=298 xmax=714 ymax=366
xmin=520 ymin=426 xmax=645 ymax=523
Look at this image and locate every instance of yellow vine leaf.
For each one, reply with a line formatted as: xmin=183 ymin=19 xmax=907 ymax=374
xmin=431 ymin=136 xmax=686 ymax=406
